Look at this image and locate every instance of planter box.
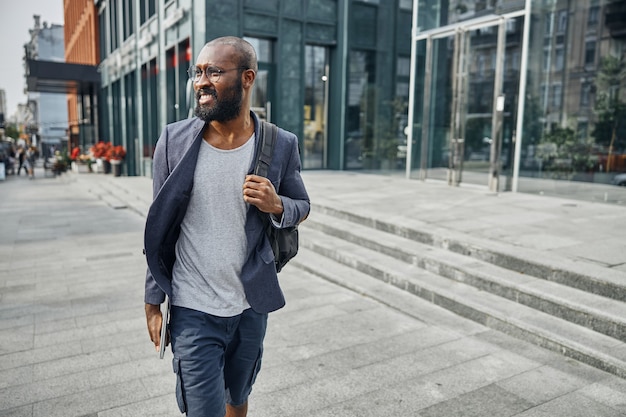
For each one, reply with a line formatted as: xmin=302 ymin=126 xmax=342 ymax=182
xmin=71 ymin=162 xmax=91 ymax=173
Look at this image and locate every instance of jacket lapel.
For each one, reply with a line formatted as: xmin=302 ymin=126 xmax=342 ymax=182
xmin=145 ymin=121 xmax=205 ymax=288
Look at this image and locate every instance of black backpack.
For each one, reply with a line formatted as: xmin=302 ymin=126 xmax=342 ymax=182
xmin=254 ymin=121 xmax=299 ymax=273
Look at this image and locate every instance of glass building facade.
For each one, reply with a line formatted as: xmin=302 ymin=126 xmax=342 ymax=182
xmin=95 ymin=0 xmax=626 ymax=204
xmin=408 ymin=0 xmax=626 ymax=203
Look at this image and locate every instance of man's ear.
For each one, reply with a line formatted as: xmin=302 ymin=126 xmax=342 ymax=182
xmin=242 ymin=68 xmax=256 ymax=88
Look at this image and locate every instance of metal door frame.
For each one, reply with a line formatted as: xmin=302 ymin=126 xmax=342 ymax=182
xmin=407 ymin=7 xmax=529 ymax=192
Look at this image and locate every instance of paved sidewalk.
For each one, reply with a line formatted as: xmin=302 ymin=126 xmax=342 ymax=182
xmin=0 ymin=168 xmax=625 ymax=416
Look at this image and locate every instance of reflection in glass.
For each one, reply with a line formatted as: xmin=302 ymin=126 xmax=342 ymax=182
xmin=519 ymin=0 xmax=626 ymax=203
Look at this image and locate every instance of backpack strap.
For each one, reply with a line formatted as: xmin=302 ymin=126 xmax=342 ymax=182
xmin=255 ymin=120 xmax=278 ymax=178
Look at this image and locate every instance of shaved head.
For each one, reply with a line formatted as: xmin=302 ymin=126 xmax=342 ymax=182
xmin=204 ymin=36 xmax=258 ymax=72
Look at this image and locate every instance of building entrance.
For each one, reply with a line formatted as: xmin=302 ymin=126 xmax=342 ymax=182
xmin=412 ymin=13 xmax=524 ymax=191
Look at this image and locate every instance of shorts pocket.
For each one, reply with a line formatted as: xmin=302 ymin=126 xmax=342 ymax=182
xmin=248 ymin=347 xmax=264 ymax=388
xmin=172 ymin=357 xmax=187 ymax=413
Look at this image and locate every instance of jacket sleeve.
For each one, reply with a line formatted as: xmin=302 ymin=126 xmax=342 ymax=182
xmin=144 ymin=126 xmax=170 ymax=305
xmin=275 ymin=133 xmax=310 ymax=228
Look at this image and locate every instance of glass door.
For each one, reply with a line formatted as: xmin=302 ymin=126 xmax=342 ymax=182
xmin=415 ymin=15 xmax=523 ymax=190
xmin=303 ymin=45 xmax=329 ymax=169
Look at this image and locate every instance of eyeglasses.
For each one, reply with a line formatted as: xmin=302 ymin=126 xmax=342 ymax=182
xmin=187 ymin=66 xmax=248 ymax=83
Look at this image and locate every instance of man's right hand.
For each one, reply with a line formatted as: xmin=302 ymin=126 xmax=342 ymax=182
xmin=145 ymin=303 xmax=163 ymax=351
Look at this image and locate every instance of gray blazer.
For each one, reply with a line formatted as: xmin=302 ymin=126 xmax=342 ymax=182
xmin=144 ymin=111 xmax=310 ymax=313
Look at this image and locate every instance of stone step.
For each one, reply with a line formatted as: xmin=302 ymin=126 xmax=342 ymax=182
xmin=311 ymin=203 xmax=626 ymax=302
xmin=292 ymin=238 xmax=626 ymax=379
xmin=301 ymin=213 xmax=626 ymax=342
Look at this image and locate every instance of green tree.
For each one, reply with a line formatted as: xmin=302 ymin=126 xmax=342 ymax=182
xmin=537 ymin=126 xmax=597 ymax=177
xmin=3 ymin=123 xmax=20 ymax=140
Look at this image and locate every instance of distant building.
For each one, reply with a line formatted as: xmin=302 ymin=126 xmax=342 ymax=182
xmin=64 ymin=0 xmax=101 ymax=151
xmin=23 ymin=15 xmax=68 ymax=147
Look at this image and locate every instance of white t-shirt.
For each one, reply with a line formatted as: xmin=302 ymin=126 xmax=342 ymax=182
xmin=171 ymin=134 xmax=255 ymax=317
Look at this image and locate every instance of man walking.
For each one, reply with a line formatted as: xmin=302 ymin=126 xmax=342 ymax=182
xmin=143 ymin=36 xmax=310 ymax=417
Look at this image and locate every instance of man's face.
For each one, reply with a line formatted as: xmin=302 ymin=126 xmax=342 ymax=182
xmin=193 ymin=45 xmax=244 ymax=123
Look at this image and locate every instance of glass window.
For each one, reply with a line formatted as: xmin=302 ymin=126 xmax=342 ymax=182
xmin=166 ymin=47 xmax=177 ymax=123
xmin=397 ymin=57 xmax=410 ymax=77
xmin=112 ymin=80 xmax=122 ymax=146
xmin=243 ymin=37 xmax=274 ymax=121
xmin=303 ymin=45 xmax=329 ymax=169
xmin=140 ymin=0 xmax=146 ymax=24
xmin=552 ymin=84 xmax=562 ymax=108
xmin=555 ymin=47 xmax=564 ymax=71
xmin=506 ymin=19 xmax=517 ymax=34
xmin=477 ymin=54 xmax=486 ymax=75
xmin=578 ymin=121 xmax=588 ymax=140
xmin=351 ymin=3 xmax=377 ymax=48
xmin=510 ymin=51 xmax=520 ymax=71
xmin=540 ymin=84 xmax=547 ymax=109
xmin=178 ymin=39 xmax=191 ymax=119
xmin=124 ymin=71 xmax=137 ymax=174
xmin=148 ymin=0 xmax=156 ymax=19
xmin=140 ymin=0 xmax=157 ymax=25
xmin=580 ymin=82 xmax=591 ymax=107
xmin=396 ymin=82 xmax=409 ymax=98
xmin=99 ymin=9 xmax=107 ymax=59
xmin=557 ymin=10 xmax=568 ymax=33
xmin=544 ymin=12 xmax=553 ymax=35
xmin=141 ymin=58 xmax=159 ymax=158
xmin=109 ymin=0 xmax=119 ymax=51
xmin=345 ymin=50 xmax=376 ymax=169
xmin=515 ymin=1 xmax=626 ymax=202
xmin=585 ymin=40 xmax=596 ymax=66
xmin=587 ymin=6 xmax=599 ymax=27
xmin=244 ymin=37 xmax=272 ymax=63
xmin=123 ymin=0 xmax=134 ymax=40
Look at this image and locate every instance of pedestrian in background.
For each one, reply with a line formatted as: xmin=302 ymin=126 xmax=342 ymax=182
xmin=143 ymin=36 xmax=310 ymax=417
xmin=23 ymin=146 xmax=36 ymax=179
xmin=16 ymin=146 xmax=26 ymax=176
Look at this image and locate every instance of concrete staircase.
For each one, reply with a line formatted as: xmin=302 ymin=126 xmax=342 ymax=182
xmin=292 ymin=203 xmax=626 ymax=379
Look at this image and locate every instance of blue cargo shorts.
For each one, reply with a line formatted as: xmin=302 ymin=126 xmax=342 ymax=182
xmin=169 ymin=305 xmax=268 ymax=417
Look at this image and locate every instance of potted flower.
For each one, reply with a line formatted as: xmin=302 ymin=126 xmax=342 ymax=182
xmin=90 ymin=141 xmax=112 ymax=173
xmin=107 ymin=145 xmax=126 ymax=177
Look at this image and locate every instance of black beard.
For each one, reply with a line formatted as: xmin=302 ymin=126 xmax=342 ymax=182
xmin=194 ymin=78 xmax=243 ymax=122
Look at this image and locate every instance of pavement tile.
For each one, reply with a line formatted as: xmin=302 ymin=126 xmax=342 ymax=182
xmin=0 ymin=405 xmax=34 ymax=417
xmin=496 ymin=365 xmax=593 ymax=406
xmin=417 ymin=383 xmax=533 ymax=417
xmin=0 ymin=365 xmax=34 ymax=390
xmin=513 ymin=392 xmax=625 ymax=417
xmin=0 ymin=372 xmax=89 ymax=411
xmin=96 ymin=394 xmax=180 ymax=417
xmin=579 ymin=377 xmax=626 ymax=413
xmin=0 ymin=341 xmax=82 ymax=372
xmin=0 ymin=324 xmax=34 ymax=355
xmin=32 ymin=346 xmax=131 ymax=380
xmin=31 ymin=379 xmax=149 ymax=417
